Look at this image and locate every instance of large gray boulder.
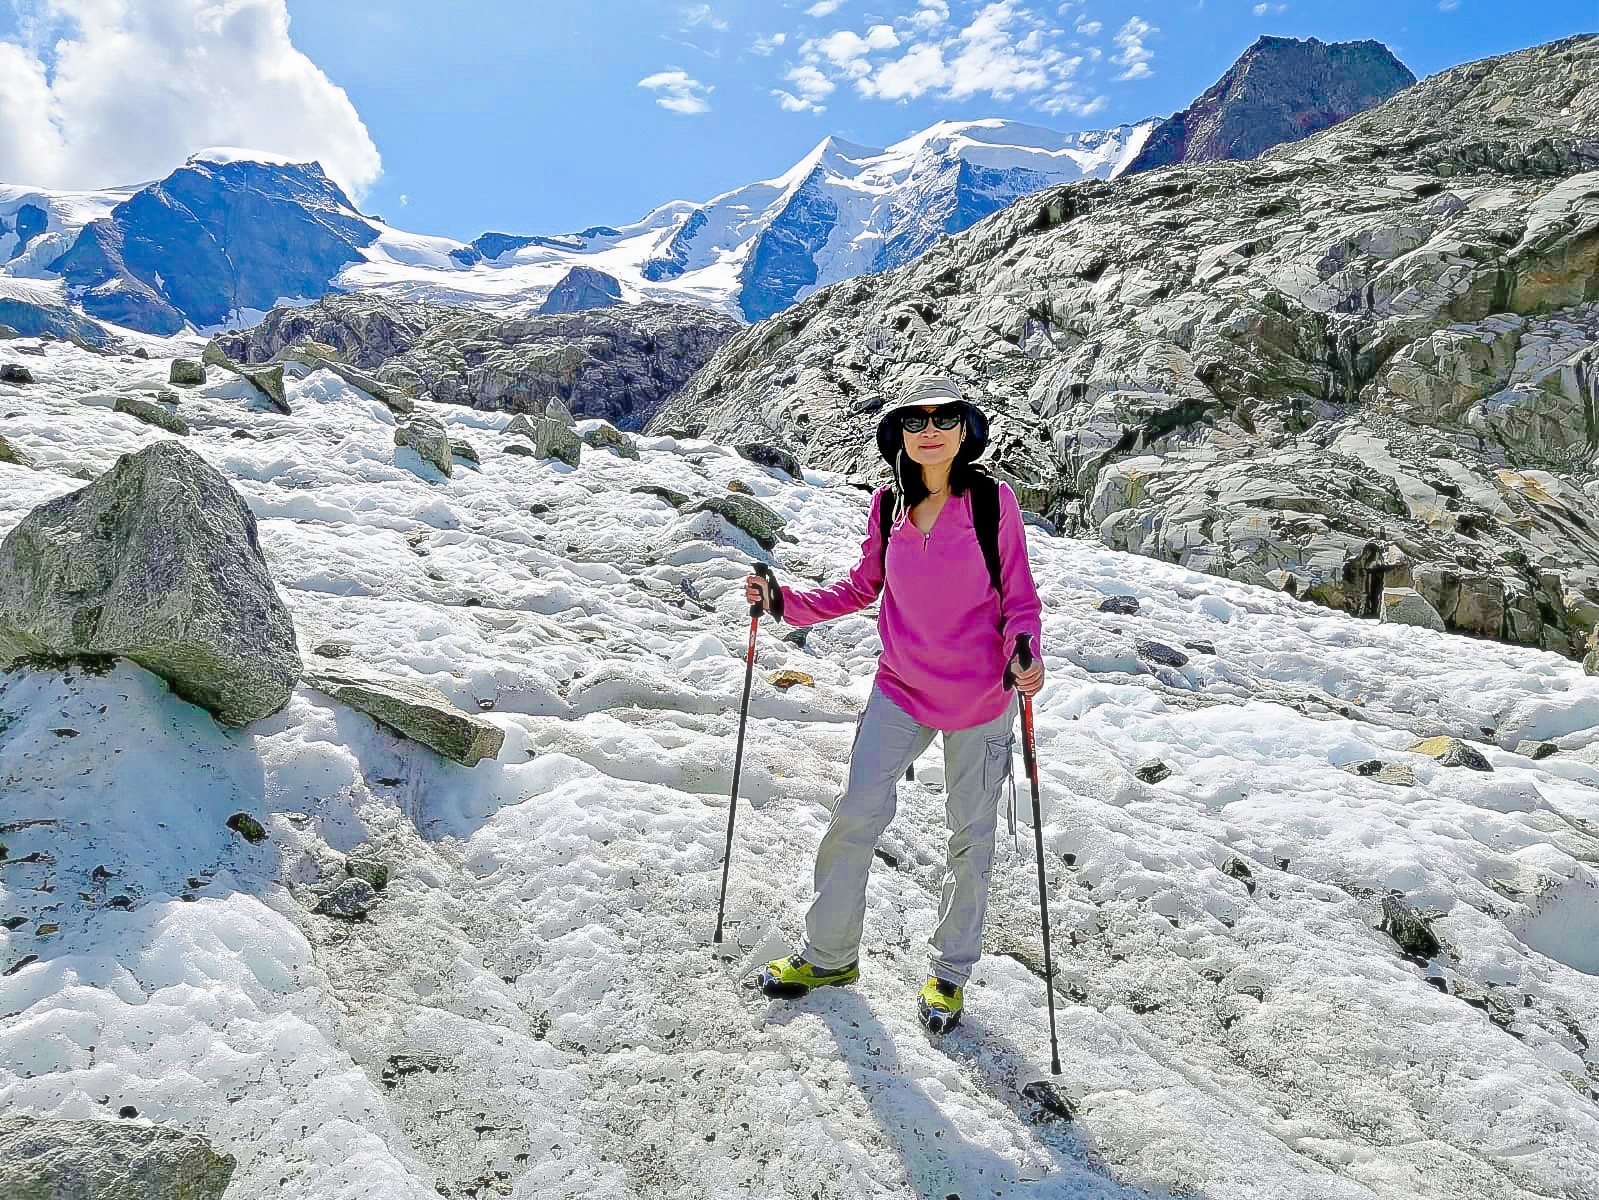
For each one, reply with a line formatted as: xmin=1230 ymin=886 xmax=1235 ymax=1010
xmin=1380 ymin=586 xmax=1446 ymax=632
xmin=303 ymin=663 xmax=504 ymax=766
xmin=394 ymin=416 xmax=453 ymax=476
xmin=0 ymin=440 xmax=301 ymax=726
xmin=168 ymin=359 xmax=205 ymax=386
xmin=0 ymin=1114 xmax=235 ymax=1200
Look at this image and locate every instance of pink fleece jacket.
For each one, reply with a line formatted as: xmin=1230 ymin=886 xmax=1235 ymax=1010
xmin=779 ymin=482 xmax=1044 ymax=732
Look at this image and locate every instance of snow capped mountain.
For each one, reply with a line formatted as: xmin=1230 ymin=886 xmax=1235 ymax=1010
xmin=0 ymin=120 xmax=1155 ymax=340
xmin=459 ymin=118 xmax=1158 ymax=322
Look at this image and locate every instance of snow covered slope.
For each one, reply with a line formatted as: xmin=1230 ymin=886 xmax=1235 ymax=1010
xmin=1 ymin=339 xmax=1597 ymax=1199
xmin=0 ymin=120 xmax=1154 ymax=339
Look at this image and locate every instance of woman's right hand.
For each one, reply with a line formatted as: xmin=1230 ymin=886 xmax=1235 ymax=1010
xmin=744 ymin=573 xmax=773 ymax=613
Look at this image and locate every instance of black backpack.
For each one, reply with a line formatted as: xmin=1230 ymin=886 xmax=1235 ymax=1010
xmin=875 ymin=470 xmax=1004 ymax=599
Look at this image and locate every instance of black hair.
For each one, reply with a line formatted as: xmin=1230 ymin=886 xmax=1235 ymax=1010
xmin=889 ymin=404 xmax=992 ymax=520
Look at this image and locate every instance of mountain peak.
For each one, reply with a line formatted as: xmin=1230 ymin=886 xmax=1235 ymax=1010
xmin=1122 ymin=35 xmax=1416 ymax=175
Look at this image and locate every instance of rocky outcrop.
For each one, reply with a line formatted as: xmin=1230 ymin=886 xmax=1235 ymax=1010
xmin=274 ymin=343 xmax=413 ymax=415
xmin=649 ymin=35 xmax=1599 ymax=659
xmin=1123 ymin=36 xmax=1416 ymax=176
xmin=303 ymin=663 xmax=504 ymax=766
xmin=0 ymin=1115 xmax=235 ymax=1200
xmin=214 ymin=293 xmax=736 ymax=431
xmin=540 ymin=266 xmax=623 ymax=314
xmin=0 ymin=440 xmax=301 ymax=725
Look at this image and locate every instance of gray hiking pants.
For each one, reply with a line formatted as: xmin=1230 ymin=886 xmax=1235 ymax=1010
xmin=799 ymin=680 xmax=1017 ymax=986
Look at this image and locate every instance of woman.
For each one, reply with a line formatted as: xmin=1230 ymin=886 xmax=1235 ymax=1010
xmin=743 ymin=373 xmax=1045 ymax=1032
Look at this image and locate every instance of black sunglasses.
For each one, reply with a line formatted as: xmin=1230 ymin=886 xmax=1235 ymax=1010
xmin=898 ymin=404 xmax=963 ymax=433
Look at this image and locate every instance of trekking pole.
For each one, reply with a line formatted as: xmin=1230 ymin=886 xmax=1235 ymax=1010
xmin=1009 ymin=633 xmax=1062 ymax=1075
xmin=714 ymin=562 xmax=771 ymax=944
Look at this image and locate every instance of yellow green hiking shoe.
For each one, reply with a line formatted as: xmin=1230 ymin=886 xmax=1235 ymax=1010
xmin=756 ymin=953 xmax=859 ymax=998
xmin=917 ymin=976 xmax=963 ymax=1033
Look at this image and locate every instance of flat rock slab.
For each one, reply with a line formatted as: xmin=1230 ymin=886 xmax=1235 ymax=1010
xmin=1407 ymin=735 xmax=1493 ymax=771
xmin=304 ymin=664 xmax=504 ymax=766
xmin=0 ymin=1114 xmax=235 ymax=1200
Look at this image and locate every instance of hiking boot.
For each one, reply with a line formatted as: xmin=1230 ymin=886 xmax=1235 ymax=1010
xmin=756 ymin=953 xmax=859 ymax=998
xmin=917 ymin=976 xmax=963 ymax=1033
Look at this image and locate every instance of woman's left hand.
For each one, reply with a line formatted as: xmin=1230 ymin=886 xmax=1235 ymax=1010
xmin=1009 ymin=656 xmax=1044 ymax=697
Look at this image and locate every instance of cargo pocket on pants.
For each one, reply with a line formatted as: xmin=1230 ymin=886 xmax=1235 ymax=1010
xmin=982 ymin=734 xmax=1012 ymax=794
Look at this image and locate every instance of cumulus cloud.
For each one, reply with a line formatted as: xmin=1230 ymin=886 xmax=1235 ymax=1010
xmin=751 ymin=32 xmax=788 ymax=55
xmin=805 ymin=0 xmax=845 ymax=16
xmin=0 ymin=0 xmax=381 ymax=196
xmin=1076 ymin=19 xmax=1102 ymax=35
xmin=790 ymin=1 xmax=1098 ymax=116
xmin=639 ymin=68 xmax=714 ymax=114
xmin=1112 ymin=15 xmax=1156 ymax=80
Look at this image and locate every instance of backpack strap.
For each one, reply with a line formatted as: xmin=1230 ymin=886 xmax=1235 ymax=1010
xmin=876 ymin=488 xmax=892 ymax=597
xmin=970 ymin=473 xmax=1003 ymax=598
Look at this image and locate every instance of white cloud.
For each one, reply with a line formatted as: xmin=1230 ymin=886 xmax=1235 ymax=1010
xmin=751 ymin=32 xmax=788 ymax=55
xmin=1076 ymin=19 xmax=1102 ymax=35
xmin=806 ymin=0 xmax=845 ymax=16
xmin=813 ymin=26 xmax=899 ymax=77
xmin=682 ymin=4 xmax=729 ymax=32
xmin=1437 ymin=0 xmax=1459 ymax=8
xmin=785 ymin=64 xmax=837 ymax=103
xmin=0 ymin=0 xmax=381 ymax=196
xmin=772 ymin=89 xmax=825 ymax=113
xmin=1112 ymin=15 xmax=1156 ymax=81
xmin=909 ymin=2 xmax=950 ymax=32
xmin=398 ymin=194 xmax=409 ymax=207
xmin=639 ymin=68 xmax=713 ymax=114
xmin=860 ymin=43 xmax=949 ymax=100
xmin=1252 ymin=2 xmax=1288 ymax=13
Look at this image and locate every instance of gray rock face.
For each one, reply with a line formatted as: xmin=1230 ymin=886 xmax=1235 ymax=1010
xmin=1123 ymin=36 xmax=1416 ymax=176
xmin=213 ymin=292 xmax=736 ymax=431
xmin=539 ymin=266 xmax=623 ymax=314
xmin=394 ymin=416 xmax=453 ymax=477
xmin=2 ymin=362 xmax=36 ymax=384
xmin=0 ymin=1114 xmax=235 ymax=1200
xmin=651 ymin=35 xmax=1599 ymax=661
xmin=0 ymin=440 xmax=301 ymax=726
xmin=303 ymin=663 xmax=504 ymax=766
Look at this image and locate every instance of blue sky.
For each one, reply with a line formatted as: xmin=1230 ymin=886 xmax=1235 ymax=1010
xmin=1 ymin=0 xmax=1595 ymax=241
